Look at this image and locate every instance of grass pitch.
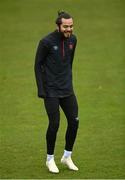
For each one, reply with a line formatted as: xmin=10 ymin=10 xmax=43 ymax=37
xmin=0 ymin=0 xmax=125 ymax=179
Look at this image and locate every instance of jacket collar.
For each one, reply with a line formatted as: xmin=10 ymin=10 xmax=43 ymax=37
xmin=54 ymin=30 xmax=68 ymax=40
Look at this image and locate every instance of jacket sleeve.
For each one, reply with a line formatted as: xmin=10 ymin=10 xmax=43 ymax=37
xmin=34 ymin=39 xmax=49 ymax=98
xmin=70 ymin=38 xmax=77 ymax=69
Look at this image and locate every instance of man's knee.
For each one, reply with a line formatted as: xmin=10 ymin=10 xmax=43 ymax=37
xmin=68 ymin=116 xmax=79 ymax=130
xmin=48 ymin=111 xmax=60 ymax=132
xmin=49 ymin=121 xmax=59 ymax=132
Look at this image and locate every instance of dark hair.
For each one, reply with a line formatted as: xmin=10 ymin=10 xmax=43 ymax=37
xmin=55 ymin=11 xmax=72 ymax=25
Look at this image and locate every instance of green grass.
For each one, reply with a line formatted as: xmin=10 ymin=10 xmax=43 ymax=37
xmin=0 ymin=0 xmax=125 ymax=179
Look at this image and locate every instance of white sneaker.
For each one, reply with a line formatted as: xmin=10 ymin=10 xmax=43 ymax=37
xmin=46 ymin=159 xmax=59 ymax=173
xmin=61 ymin=156 xmax=79 ymax=171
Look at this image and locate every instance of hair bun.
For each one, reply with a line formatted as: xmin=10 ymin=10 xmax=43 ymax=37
xmin=58 ymin=10 xmax=65 ymax=16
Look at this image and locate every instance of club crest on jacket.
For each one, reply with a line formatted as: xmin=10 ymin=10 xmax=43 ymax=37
xmin=69 ymin=44 xmax=73 ymax=50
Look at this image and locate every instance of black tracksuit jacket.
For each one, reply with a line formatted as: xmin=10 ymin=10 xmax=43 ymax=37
xmin=34 ymin=30 xmax=77 ymax=98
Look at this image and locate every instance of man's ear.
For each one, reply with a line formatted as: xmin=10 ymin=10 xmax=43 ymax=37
xmin=56 ymin=25 xmax=59 ymax=31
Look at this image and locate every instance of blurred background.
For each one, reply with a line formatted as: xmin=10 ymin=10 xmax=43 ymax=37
xmin=0 ymin=0 xmax=125 ymax=179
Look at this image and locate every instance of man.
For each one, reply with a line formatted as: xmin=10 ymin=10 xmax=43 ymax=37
xmin=34 ymin=11 xmax=79 ymax=173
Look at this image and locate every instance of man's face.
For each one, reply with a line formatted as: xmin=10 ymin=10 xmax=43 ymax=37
xmin=59 ymin=18 xmax=73 ymax=38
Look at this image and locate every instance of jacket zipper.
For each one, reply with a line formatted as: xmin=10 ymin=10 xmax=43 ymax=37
xmin=62 ymin=39 xmax=65 ymax=58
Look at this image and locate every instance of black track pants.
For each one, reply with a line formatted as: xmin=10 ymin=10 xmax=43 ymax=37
xmin=44 ymin=94 xmax=79 ymax=155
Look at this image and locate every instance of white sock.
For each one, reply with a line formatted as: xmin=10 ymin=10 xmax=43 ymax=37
xmin=63 ymin=150 xmax=72 ymax=158
xmin=47 ymin=154 xmax=54 ymax=162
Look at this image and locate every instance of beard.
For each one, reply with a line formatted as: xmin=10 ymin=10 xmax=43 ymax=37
xmin=63 ymin=30 xmax=72 ymax=38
